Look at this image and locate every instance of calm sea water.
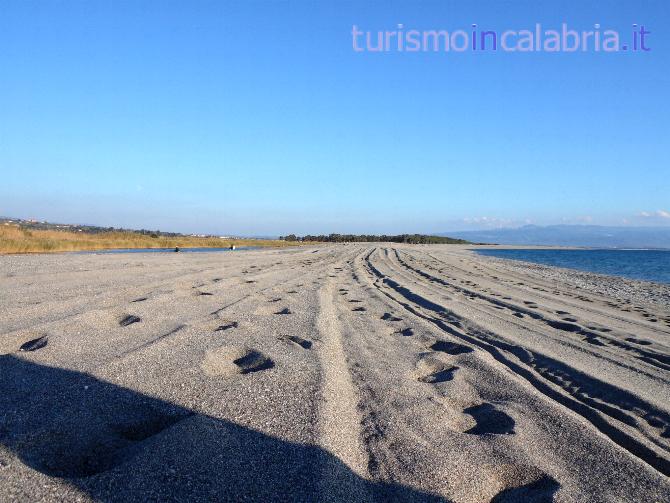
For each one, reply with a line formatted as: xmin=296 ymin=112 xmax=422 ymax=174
xmin=473 ymin=249 xmax=670 ymax=284
xmin=78 ymin=246 xmax=260 ymax=254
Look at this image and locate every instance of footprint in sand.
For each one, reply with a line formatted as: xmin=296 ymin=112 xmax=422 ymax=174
xmin=492 ymin=474 xmax=560 ymax=502
xmin=31 ymin=405 xmax=193 ymax=478
xmin=381 ymin=313 xmax=402 ymax=322
xmin=393 ymin=328 xmax=414 ymax=337
xmin=19 ymin=335 xmax=48 ymax=352
xmin=274 ymin=307 xmax=292 ymax=315
xmin=587 ymin=325 xmax=611 ymax=333
xmin=547 ymin=320 xmax=581 ymax=333
xmin=430 ymin=340 xmax=473 ymax=355
xmin=282 ymin=335 xmax=312 ymax=349
xmin=131 ymin=297 xmax=148 ymax=303
xmin=215 ymin=321 xmax=239 ymax=332
xmin=414 ymin=355 xmax=458 ymax=384
xmin=352 ymin=307 xmax=366 ymax=312
xmin=464 ymin=403 xmax=515 ymax=435
xmin=583 ymin=334 xmax=605 ymax=346
xmin=202 ymin=346 xmax=274 ymax=376
xmin=119 ymin=315 xmax=141 ymax=327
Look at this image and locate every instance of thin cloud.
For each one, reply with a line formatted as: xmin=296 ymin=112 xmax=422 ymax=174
xmin=637 ymin=210 xmax=670 ymax=219
xmin=462 ymin=216 xmax=515 ymax=227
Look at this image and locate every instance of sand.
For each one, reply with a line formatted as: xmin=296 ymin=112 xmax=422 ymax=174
xmin=0 ymin=244 xmax=669 ymax=502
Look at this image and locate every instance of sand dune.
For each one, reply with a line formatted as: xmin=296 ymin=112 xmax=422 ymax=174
xmin=1 ymin=245 xmax=669 ymax=502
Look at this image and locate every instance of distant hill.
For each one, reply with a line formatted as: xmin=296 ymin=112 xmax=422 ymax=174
xmin=281 ymin=233 xmax=469 ymax=244
xmin=441 ymin=225 xmax=670 ymax=249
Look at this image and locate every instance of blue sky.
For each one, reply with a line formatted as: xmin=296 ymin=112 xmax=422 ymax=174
xmin=1 ymin=1 xmax=668 ymax=236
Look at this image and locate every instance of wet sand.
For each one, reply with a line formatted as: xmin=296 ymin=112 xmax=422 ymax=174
xmin=1 ymin=244 xmax=669 ymax=502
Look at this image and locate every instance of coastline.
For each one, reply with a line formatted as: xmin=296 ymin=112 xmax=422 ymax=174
xmin=466 ymin=247 xmax=670 ymax=309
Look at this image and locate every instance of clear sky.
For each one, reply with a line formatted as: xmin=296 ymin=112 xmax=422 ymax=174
xmin=1 ymin=1 xmax=668 ymax=236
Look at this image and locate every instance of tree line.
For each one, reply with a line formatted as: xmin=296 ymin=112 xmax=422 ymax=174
xmin=279 ymin=233 xmax=469 ymax=244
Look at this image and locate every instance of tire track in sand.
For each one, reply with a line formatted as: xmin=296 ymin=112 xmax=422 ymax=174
xmin=362 ymin=248 xmax=670 ymax=476
xmin=316 ymin=273 xmax=372 ymax=500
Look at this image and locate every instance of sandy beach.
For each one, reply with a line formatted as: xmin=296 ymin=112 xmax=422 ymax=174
xmin=1 ymin=244 xmax=669 ymax=502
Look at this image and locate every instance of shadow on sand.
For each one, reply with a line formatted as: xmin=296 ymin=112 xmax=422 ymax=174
xmin=1 ymin=356 xmax=561 ymax=502
xmin=0 ymin=355 xmax=445 ymax=502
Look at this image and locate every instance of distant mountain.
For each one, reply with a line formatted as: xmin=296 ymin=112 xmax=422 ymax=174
xmin=441 ymin=225 xmax=670 ymax=249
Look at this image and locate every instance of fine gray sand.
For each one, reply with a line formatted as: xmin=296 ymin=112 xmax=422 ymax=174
xmin=1 ymin=245 xmax=669 ymax=502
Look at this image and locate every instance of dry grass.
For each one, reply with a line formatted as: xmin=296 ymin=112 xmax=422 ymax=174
xmin=0 ymin=225 xmax=304 ymax=254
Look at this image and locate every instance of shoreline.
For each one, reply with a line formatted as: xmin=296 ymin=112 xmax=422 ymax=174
xmin=466 ymin=248 xmax=670 ymax=308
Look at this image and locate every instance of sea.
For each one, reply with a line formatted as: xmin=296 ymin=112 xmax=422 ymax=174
xmin=473 ymin=249 xmax=670 ymax=285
